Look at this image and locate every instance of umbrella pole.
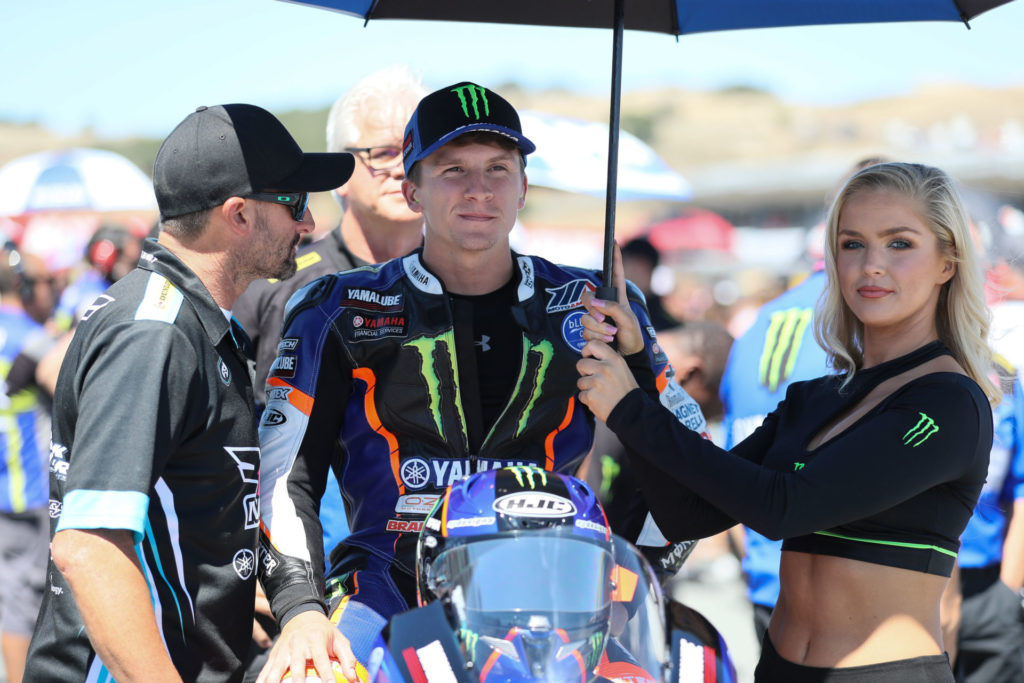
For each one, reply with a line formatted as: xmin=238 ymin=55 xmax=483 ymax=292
xmin=596 ymin=0 xmax=625 ymax=301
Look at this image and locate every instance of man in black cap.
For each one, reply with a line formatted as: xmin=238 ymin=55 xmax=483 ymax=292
xmin=254 ymin=83 xmax=691 ymax=682
xmin=25 ymin=104 xmax=354 ymax=683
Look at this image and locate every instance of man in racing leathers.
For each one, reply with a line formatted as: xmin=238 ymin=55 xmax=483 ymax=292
xmin=254 ymin=82 xmax=703 ymax=683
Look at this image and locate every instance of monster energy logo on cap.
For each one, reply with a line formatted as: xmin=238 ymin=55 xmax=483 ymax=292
xmin=402 ymin=81 xmax=536 ymax=175
xmin=903 ymin=412 xmax=939 ymax=447
xmin=451 ymin=84 xmax=490 ymax=120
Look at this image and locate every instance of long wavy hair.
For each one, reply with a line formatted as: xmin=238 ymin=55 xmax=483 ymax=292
xmin=813 ymin=162 xmax=998 ymax=403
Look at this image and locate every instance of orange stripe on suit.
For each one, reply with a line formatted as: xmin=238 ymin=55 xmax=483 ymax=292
xmin=543 ymin=399 xmax=575 ymax=470
xmin=352 ymin=367 xmax=404 ymax=494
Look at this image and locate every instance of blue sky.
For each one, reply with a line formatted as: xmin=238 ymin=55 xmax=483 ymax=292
xmin=3 ymin=0 xmax=1023 ymax=140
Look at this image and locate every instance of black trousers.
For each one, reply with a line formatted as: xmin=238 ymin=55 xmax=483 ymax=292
xmin=755 ymin=633 xmax=953 ymax=682
xmin=955 ymin=566 xmax=1024 ymax=683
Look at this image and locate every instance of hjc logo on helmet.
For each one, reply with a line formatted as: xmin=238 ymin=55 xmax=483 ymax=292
xmin=493 ymin=491 xmax=577 ymax=517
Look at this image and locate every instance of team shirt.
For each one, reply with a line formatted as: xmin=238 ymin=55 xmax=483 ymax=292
xmin=26 ymin=240 xmax=260 ymax=683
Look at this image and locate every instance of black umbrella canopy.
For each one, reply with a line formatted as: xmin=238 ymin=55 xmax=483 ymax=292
xmin=290 ymin=0 xmax=1018 ymax=293
xmin=307 ymin=0 xmax=1014 ymax=33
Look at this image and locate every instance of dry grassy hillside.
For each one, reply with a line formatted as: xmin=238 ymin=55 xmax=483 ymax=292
xmin=3 ymin=83 xmax=1022 ymax=231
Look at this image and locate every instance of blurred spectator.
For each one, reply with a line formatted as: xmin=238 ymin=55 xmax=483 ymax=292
xmin=32 ymin=226 xmax=144 ymax=398
xmin=988 ymin=204 xmax=1024 ymax=371
xmin=952 ymin=355 xmax=1024 ymax=681
xmin=948 ymin=206 xmax=1024 ymax=681
xmin=52 ymin=224 xmax=143 ymax=332
xmin=621 ymin=235 xmax=680 ymax=331
xmin=658 ymin=322 xmax=734 ymax=428
xmin=0 ymin=244 xmax=54 ymax=683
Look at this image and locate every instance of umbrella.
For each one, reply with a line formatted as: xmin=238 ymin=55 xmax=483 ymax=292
xmin=284 ymin=0 xmax=1016 ymax=296
xmin=521 ymin=110 xmax=691 ymax=202
xmin=0 ymin=147 xmax=157 ymax=216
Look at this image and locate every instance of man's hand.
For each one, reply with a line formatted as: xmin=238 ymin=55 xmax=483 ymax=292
xmin=256 ymin=610 xmax=358 ymax=683
xmin=581 ymin=244 xmax=644 ymax=356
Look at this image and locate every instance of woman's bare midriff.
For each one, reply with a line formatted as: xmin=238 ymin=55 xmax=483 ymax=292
xmin=768 ymin=550 xmax=948 ymax=667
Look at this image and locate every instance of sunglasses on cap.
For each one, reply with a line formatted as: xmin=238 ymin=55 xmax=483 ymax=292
xmin=245 ymin=192 xmax=310 ymax=221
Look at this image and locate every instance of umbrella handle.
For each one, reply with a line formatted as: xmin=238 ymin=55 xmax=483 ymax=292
xmin=601 ymin=0 xmax=624 ymax=299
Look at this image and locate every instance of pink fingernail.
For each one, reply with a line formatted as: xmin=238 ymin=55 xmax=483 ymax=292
xmin=592 ymin=299 xmax=607 ymax=308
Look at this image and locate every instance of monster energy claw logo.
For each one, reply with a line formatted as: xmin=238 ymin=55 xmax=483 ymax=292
xmin=406 ymin=333 xmax=468 ymax=447
xmin=903 ymin=412 xmax=939 ymax=447
xmin=586 ymin=632 xmax=606 ymax=668
xmin=508 ymin=465 xmax=547 ymax=489
xmin=458 ymin=628 xmax=480 ymax=663
xmin=759 ymin=307 xmax=813 ymax=392
xmin=452 ymin=84 xmax=490 ymax=120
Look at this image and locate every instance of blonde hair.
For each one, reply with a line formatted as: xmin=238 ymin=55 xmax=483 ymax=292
xmin=813 ymin=162 xmax=998 ymax=403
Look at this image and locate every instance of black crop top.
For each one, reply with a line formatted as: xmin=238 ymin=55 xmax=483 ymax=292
xmin=608 ymin=341 xmax=992 ymax=576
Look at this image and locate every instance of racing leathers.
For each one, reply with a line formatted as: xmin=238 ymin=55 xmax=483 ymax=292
xmin=257 ymin=250 xmax=697 ymax=629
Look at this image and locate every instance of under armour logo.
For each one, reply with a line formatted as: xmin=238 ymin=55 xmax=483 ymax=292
xmin=903 ymin=412 xmax=939 ymax=447
xmin=476 ymin=334 xmax=491 ymax=352
xmin=451 ymin=84 xmax=490 ymax=120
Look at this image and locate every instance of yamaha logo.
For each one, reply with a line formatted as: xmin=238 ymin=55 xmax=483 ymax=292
xmin=400 ymin=457 xmax=432 ymax=490
xmin=233 ymin=549 xmax=256 ymax=580
xmin=493 ymin=492 xmax=577 ymax=518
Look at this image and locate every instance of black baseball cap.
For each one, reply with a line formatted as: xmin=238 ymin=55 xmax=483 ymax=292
xmin=154 ymin=103 xmax=355 ymax=219
xmin=402 ymin=82 xmax=535 ymax=176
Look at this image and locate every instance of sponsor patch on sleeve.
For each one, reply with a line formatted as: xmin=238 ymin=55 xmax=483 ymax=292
xmin=545 ymin=279 xmax=595 ymax=314
xmin=561 ymin=310 xmax=587 ymax=354
xmin=269 ymin=355 xmax=297 ymax=378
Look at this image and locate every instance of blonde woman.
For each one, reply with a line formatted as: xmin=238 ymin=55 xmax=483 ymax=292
xmin=577 ymin=162 xmax=996 ymax=682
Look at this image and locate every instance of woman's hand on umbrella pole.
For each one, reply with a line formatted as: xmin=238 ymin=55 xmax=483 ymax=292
xmin=581 ymin=244 xmax=644 ymax=355
xmin=577 ymin=338 xmax=639 ymax=422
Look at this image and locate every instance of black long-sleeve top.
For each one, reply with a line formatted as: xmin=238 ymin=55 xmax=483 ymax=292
xmin=609 ymin=341 xmax=992 ymax=577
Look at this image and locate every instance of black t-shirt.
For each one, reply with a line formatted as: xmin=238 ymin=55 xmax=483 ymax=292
xmin=449 ymin=278 xmax=519 ymax=449
xmin=610 ymin=341 xmax=992 ymax=577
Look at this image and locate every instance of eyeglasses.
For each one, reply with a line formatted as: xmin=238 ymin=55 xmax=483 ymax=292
xmin=245 ymin=192 xmax=310 ymax=221
xmin=345 ymin=146 xmax=403 ymax=172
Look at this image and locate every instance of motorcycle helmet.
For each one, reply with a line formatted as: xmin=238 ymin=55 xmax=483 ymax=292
xmin=416 ymin=466 xmax=615 ymax=683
